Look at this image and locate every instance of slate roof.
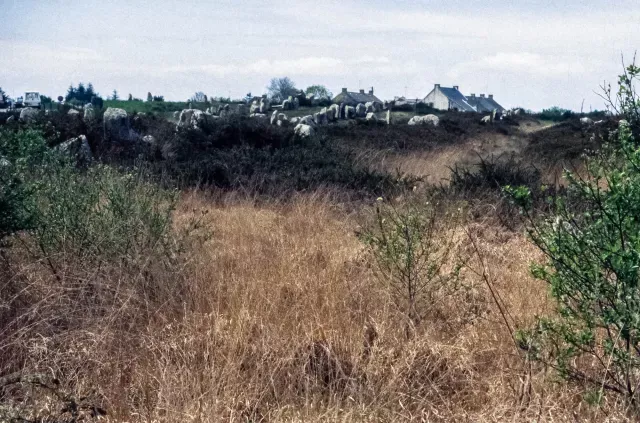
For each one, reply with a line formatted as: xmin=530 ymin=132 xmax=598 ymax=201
xmin=332 ymin=90 xmax=382 ymax=105
xmin=438 ymin=87 xmax=476 ymax=112
xmin=467 ymin=95 xmax=505 ymax=113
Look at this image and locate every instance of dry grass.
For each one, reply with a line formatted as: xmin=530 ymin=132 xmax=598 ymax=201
xmin=2 ymin=185 xmax=634 ymax=422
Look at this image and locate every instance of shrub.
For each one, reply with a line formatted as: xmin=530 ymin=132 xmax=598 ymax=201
xmin=359 ymin=197 xmax=463 ymax=334
xmin=511 ymin=62 xmax=640 ymax=404
xmin=0 ymin=129 xmax=54 ymax=239
xmin=449 ymin=154 xmax=541 ymax=193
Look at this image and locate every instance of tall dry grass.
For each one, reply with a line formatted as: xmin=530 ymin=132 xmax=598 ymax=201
xmin=2 ymin=186 xmax=634 ymax=422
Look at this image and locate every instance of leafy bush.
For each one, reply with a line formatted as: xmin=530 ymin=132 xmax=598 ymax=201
xmin=0 ymin=129 xmax=54 ymax=239
xmin=513 ymin=121 xmax=640 ymax=403
xmin=511 ymin=61 xmax=640 ymax=403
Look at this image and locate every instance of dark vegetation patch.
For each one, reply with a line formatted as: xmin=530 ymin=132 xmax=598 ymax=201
xmin=524 ymin=118 xmax=618 ymax=165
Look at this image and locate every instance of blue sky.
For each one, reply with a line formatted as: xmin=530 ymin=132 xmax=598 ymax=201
xmin=2 ymin=0 xmax=638 ymax=110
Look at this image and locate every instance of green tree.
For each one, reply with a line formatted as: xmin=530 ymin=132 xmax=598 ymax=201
xmin=147 ymin=92 xmax=153 ymax=102
xmin=305 ymin=84 xmax=333 ymax=99
xmin=111 ymin=89 xmax=119 ymax=101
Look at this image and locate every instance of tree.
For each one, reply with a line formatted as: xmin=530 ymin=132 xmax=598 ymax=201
xmin=152 ymin=96 xmax=164 ymax=102
xmin=0 ymin=87 xmax=6 ymax=103
xmin=191 ymin=91 xmax=206 ymax=103
xmin=147 ymin=92 xmax=153 ymax=102
xmin=111 ymin=89 xmax=119 ymax=101
xmin=267 ymin=77 xmax=297 ymax=103
xmin=128 ymin=93 xmax=133 ymax=101
xmin=305 ymin=85 xmax=333 ymax=99
xmin=510 ymin=58 xmax=640 ymax=404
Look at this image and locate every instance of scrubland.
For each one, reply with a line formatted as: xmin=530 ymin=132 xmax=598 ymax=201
xmin=0 ymin=106 xmax=635 ymax=422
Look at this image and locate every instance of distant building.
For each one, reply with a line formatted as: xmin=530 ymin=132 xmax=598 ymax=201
xmin=466 ymin=93 xmax=505 ymax=113
xmin=332 ymin=87 xmax=382 ymax=106
xmin=423 ymin=84 xmax=475 ymax=112
xmin=422 ymin=84 xmax=505 ymax=113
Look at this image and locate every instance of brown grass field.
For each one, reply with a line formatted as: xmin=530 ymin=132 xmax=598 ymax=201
xmin=1 ymin=116 xmax=634 ymax=422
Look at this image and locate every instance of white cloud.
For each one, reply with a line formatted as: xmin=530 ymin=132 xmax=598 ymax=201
xmin=448 ymin=53 xmax=588 ymax=79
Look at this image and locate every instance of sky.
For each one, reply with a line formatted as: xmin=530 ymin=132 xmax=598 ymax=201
xmin=1 ymin=0 xmax=639 ymax=111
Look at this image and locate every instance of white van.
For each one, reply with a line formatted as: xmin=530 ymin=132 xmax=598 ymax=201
xmin=24 ymin=91 xmax=41 ymax=108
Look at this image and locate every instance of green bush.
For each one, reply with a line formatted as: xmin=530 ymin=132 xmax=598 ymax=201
xmin=0 ymin=129 xmax=54 ymax=239
xmin=512 ymin=120 xmax=640 ymax=403
xmin=509 ymin=61 xmax=640 ymax=405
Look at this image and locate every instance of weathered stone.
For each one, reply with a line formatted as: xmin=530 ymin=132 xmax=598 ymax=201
xmin=339 ymin=102 xmax=346 ymax=119
xmin=345 ymin=105 xmax=356 ymax=119
xmin=271 ymin=110 xmax=278 ymax=125
xmin=293 ymin=97 xmax=300 ymax=110
xmin=386 ymin=109 xmax=391 ymax=125
xmin=55 ymin=135 xmax=92 ymax=166
xmin=250 ymin=113 xmax=267 ymax=118
xmin=259 ymin=97 xmax=271 ymax=113
xmin=314 ymin=109 xmax=328 ymax=126
xmin=290 ymin=117 xmax=301 ymax=125
xmin=580 ymin=117 xmax=593 ymax=126
xmin=294 ymin=123 xmax=315 ymax=139
xmin=366 ymin=112 xmax=378 ymax=122
xmin=250 ymin=101 xmax=260 ymax=114
xmin=480 ymin=115 xmax=491 ymax=124
xmin=282 ymin=99 xmax=291 ymax=110
xmin=355 ymin=103 xmax=366 ymax=118
xmin=104 ymin=107 xmax=137 ymax=142
xmin=299 ymin=115 xmax=316 ymax=126
xmin=68 ymin=109 xmax=81 ymax=116
xmin=365 ymin=102 xmax=375 ymax=114
xmin=328 ymin=104 xmax=339 ymax=121
xmin=19 ymin=108 xmax=39 ymax=123
xmin=173 ymin=111 xmax=180 ymax=120
xmin=83 ymin=104 xmax=95 ymax=122
xmin=177 ymin=109 xmax=217 ymax=131
xmin=407 ymin=114 xmax=439 ymax=127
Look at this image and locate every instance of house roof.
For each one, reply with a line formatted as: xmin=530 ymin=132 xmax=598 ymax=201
xmin=333 ymin=90 xmax=382 ymax=104
xmin=438 ymin=87 xmax=476 ymax=112
xmin=467 ymin=95 xmax=505 ymax=112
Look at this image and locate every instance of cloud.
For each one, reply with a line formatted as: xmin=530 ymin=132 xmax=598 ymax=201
xmin=448 ymin=53 xmax=588 ymax=79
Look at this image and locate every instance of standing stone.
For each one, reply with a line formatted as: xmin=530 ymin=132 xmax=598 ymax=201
xmin=270 ymin=110 xmax=278 ymax=125
xmin=83 ymin=104 xmax=95 ymax=122
xmin=356 ymin=103 xmax=366 ymax=118
xmin=19 ymin=108 xmax=39 ymax=123
xmin=250 ymin=100 xmax=260 ymax=114
xmin=282 ymin=99 xmax=291 ymax=110
xmin=345 ymin=105 xmax=356 ymax=119
xmin=104 ymin=107 xmax=135 ymax=142
xmin=293 ymin=97 xmax=300 ymax=110
xmin=55 ymin=135 xmax=93 ymax=166
xmin=294 ymin=124 xmax=315 ymax=139
xmin=328 ymin=104 xmax=339 ymax=121
xmin=366 ymin=112 xmax=378 ymax=122
xmin=259 ymin=96 xmax=271 ymax=113
xmin=299 ymin=115 xmax=316 ymax=126
xmin=339 ymin=102 xmax=346 ymax=119
xmin=386 ymin=109 xmax=391 ymax=125
xmin=314 ymin=109 xmax=328 ymax=126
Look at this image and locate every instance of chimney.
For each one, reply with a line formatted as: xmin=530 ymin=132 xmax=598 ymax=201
xmin=480 ymin=94 xmax=485 ymax=98
xmin=453 ymin=85 xmax=459 ymax=90
xmin=359 ymin=89 xmax=365 ymax=94
xmin=369 ymin=87 xmax=374 ymax=95
xmin=488 ymin=94 xmax=493 ymax=99
xmin=470 ymin=93 xmax=475 ymax=98
xmin=434 ymin=84 xmax=440 ymax=89
xmin=342 ymin=88 xmax=347 ymax=94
